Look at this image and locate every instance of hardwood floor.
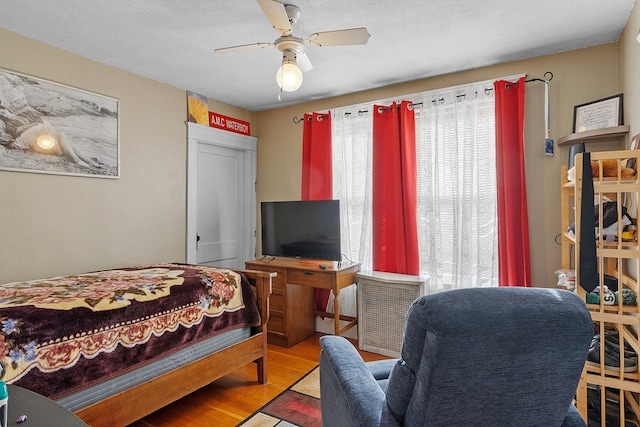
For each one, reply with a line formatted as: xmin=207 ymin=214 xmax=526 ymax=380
xmin=127 ymin=333 xmax=389 ymax=427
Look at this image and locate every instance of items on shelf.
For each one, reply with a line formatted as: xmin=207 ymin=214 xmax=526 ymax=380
xmin=587 ymin=332 xmax=638 ymax=372
xmin=566 ymin=156 xmax=636 ymax=183
xmin=586 ymin=383 xmax=638 ymax=426
xmin=555 ymin=269 xmax=576 ymax=290
xmin=561 ymin=149 xmax=640 ymax=425
xmin=585 ymin=286 xmax=637 ymax=306
xmin=567 ymin=198 xmax=633 ymax=241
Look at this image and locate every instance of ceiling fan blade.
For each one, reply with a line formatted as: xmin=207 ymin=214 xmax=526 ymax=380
xmin=257 ymin=0 xmax=292 ymax=36
xmin=214 ymin=42 xmax=273 ymax=54
xmin=297 ymin=51 xmax=313 ymax=73
xmin=308 ymin=27 xmax=371 ymax=47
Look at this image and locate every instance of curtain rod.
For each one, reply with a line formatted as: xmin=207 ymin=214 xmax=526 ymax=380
xmin=292 ymin=72 xmax=553 ymax=123
xmin=506 ymin=71 xmax=553 ymax=89
xmin=292 ymin=113 xmax=329 ymax=124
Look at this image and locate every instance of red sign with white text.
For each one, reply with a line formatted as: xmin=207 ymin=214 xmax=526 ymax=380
xmin=208 ymin=112 xmax=251 ymax=136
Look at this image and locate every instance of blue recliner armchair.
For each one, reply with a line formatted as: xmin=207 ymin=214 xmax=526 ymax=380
xmin=319 ymin=287 xmax=592 ymax=426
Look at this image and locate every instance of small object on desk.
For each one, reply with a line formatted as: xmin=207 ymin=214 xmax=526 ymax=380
xmin=17 ymin=415 xmax=27 ymax=423
xmin=319 ymin=264 xmax=327 ymax=270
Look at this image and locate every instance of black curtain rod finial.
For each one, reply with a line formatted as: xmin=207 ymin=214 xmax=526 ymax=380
xmin=525 ymin=71 xmax=553 ymax=83
xmin=505 ymin=71 xmax=553 ymax=90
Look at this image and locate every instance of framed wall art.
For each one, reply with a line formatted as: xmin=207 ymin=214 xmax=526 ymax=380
xmin=573 ymin=93 xmax=623 ymax=133
xmin=0 ymin=68 xmax=119 ymax=178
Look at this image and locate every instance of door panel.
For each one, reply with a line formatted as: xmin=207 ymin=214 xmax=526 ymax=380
xmin=196 ymin=144 xmax=242 ymax=268
xmin=186 ymin=123 xmax=257 ymax=269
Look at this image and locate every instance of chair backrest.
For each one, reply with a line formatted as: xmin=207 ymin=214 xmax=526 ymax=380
xmin=384 ymin=287 xmax=592 ymax=426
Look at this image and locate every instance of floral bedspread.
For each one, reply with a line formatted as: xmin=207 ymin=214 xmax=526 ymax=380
xmin=0 ymin=263 xmax=261 ymax=399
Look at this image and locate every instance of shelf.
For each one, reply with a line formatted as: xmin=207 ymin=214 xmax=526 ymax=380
xmin=562 ymin=149 xmax=640 ymax=424
xmin=558 ymin=125 xmax=630 ymax=146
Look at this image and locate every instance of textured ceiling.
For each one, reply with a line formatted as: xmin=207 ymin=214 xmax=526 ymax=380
xmin=0 ymin=0 xmax=635 ymax=112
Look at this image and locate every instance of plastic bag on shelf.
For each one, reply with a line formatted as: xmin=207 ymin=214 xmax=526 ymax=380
xmin=555 ymin=269 xmax=576 ymax=290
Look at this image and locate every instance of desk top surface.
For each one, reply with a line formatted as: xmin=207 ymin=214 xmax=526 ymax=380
xmin=246 ymin=257 xmax=359 ymax=273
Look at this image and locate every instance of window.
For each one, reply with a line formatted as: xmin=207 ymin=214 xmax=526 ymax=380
xmin=415 ymin=86 xmax=498 ymax=292
xmin=332 ymin=79 xmax=499 ymax=296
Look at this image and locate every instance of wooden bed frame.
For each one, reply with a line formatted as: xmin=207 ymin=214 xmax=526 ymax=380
xmin=72 ymin=269 xmax=274 ymax=427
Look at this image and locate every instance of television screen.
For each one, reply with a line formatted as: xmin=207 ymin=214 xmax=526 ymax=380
xmin=261 ymin=200 xmax=341 ymax=261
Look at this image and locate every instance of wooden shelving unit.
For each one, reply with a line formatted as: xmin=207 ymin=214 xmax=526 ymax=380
xmin=562 ymin=149 xmax=640 ymax=426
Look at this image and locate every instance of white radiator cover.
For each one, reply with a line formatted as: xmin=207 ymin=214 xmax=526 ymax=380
xmin=357 ymin=271 xmax=428 ymax=358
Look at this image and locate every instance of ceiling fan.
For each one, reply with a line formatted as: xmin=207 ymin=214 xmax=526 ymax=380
xmin=215 ymin=0 xmax=370 ymax=92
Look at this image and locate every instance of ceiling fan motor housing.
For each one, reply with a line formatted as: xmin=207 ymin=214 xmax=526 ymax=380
xmin=284 ymin=4 xmax=301 ymax=23
xmin=275 ymin=35 xmax=305 ymax=54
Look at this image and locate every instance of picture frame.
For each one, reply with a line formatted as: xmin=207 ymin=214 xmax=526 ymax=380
xmin=573 ymin=93 xmax=623 ymax=133
xmin=0 ymin=68 xmax=119 ymax=178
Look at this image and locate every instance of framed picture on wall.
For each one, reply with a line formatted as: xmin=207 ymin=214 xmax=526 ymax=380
xmin=572 ymin=93 xmax=623 ymax=133
xmin=0 ymin=68 xmax=119 ymax=178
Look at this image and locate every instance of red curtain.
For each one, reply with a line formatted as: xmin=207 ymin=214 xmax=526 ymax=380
xmin=302 ymin=112 xmax=332 ymax=200
xmin=301 ymin=112 xmax=334 ymax=309
xmin=494 ymin=77 xmax=531 ymax=287
xmin=372 ymin=101 xmax=420 ymax=275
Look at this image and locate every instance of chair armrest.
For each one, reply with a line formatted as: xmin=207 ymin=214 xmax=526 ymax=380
xmin=561 ymin=404 xmax=587 ymax=427
xmin=319 ymin=336 xmax=399 ymax=427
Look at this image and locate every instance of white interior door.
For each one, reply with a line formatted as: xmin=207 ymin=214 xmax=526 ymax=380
xmin=186 ymin=123 xmax=257 ymax=268
xmin=196 ymin=144 xmax=241 ymax=267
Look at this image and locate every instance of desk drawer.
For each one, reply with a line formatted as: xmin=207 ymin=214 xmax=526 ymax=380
xmin=288 ymin=269 xmax=332 ymax=288
xmin=268 ymin=313 xmax=285 ymax=334
xmin=270 ymin=294 xmax=284 ymax=312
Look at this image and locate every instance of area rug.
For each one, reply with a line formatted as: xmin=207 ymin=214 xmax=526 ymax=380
xmin=238 ymin=366 xmax=321 ymax=427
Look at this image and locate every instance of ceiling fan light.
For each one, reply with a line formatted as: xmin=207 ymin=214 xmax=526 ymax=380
xmin=276 ymin=62 xmax=303 ymax=92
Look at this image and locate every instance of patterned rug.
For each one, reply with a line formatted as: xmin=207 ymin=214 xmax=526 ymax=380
xmin=238 ymin=366 xmax=321 ymax=427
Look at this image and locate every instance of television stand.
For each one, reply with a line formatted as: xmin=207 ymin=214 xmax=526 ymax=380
xmin=245 ymin=257 xmax=360 ymax=347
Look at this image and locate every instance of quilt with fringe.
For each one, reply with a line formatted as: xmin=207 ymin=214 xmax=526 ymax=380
xmin=0 ymin=263 xmax=260 ymax=399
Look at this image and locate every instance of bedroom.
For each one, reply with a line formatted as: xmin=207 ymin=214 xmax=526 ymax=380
xmin=0 ymin=0 xmax=639 ymax=425
xmin=0 ymin=2 xmax=636 ymax=288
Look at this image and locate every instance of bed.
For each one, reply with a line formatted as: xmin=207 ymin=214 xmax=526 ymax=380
xmin=0 ymin=263 xmax=273 ymax=426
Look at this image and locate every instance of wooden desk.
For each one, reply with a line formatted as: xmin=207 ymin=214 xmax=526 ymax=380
xmin=246 ymin=257 xmax=359 ymax=347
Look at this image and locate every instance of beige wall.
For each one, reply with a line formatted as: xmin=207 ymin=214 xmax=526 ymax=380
xmin=620 ymin=0 xmax=640 ymax=140
xmin=1 ymin=3 xmax=637 ymax=285
xmin=0 ymin=28 xmax=252 ymax=283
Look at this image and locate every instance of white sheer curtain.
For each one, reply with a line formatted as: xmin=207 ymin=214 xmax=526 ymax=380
xmin=333 ymin=107 xmax=374 ymax=270
xmin=414 ymin=82 xmax=499 ymax=293
xmin=325 ymin=79 xmax=502 ymax=314
xmin=322 ymin=106 xmax=373 ymax=318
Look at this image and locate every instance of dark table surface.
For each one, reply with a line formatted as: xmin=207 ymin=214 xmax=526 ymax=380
xmin=5 ymin=384 xmax=88 ymax=427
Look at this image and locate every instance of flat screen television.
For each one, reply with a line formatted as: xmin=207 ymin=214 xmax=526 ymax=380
xmin=261 ymin=200 xmax=341 ymax=261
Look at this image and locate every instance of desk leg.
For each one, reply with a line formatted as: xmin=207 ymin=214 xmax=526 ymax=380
xmin=333 ymin=288 xmax=340 ymax=336
xmin=314 ymin=286 xmax=357 ymax=336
